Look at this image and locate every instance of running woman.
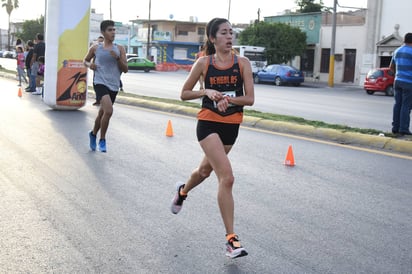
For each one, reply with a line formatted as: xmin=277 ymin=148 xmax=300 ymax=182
xmin=171 ymin=17 xmax=255 ymax=259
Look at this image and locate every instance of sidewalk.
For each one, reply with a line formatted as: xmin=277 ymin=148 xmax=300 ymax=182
xmin=302 ymin=77 xmax=363 ymax=90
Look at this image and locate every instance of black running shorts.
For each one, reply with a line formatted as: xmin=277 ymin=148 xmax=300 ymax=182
xmin=94 ymin=84 xmax=118 ymax=104
xmin=196 ymin=120 xmax=240 ymax=145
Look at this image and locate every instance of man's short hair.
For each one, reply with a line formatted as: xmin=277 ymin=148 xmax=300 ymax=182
xmin=100 ymin=20 xmax=115 ymax=32
xmin=404 ymin=33 xmax=412 ymax=43
xmin=36 ymin=33 xmax=44 ymax=40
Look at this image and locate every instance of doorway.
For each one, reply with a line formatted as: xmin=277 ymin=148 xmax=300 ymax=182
xmin=380 ymin=56 xmax=392 ymax=67
xmin=343 ymin=49 xmax=356 ymax=82
xmin=301 ymin=49 xmax=315 ymax=77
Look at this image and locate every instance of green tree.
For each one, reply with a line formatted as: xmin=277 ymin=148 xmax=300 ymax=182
xmin=18 ymin=16 xmax=44 ymax=43
xmin=1 ymin=0 xmax=19 ymax=50
xmin=296 ymin=0 xmax=324 ymax=13
xmin=239 ymin=21 xmax=307 ymax=64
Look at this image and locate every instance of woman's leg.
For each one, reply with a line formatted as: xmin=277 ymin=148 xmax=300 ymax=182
xmin=199 ymin=133 xmax=234 ymax=234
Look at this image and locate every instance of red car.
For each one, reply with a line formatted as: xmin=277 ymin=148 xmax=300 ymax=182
xmin=363 ymin=67 xmax=394 ymax=96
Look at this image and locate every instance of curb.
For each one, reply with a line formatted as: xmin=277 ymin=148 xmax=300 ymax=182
xmin=112 ymin=92 xmax=412 ymax=156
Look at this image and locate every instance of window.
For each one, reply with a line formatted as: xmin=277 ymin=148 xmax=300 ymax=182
xmin=198 ymin=27 xmax=205 ymax=35
xmin=178 ymin=30 xmax=188 ymax=36
xmin=177 ymin=24 xmax=195 ymax=36
xmin=173 ymin=48 xmax=187 ymax=60
xmin=320 ymin=48 xmax=330 ymax=73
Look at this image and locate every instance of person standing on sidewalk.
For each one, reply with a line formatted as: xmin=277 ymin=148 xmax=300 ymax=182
xmin=390 ymin=32 xmax=412 ymax=135
xmin=30 ymin=33 xmax=45 ymax=95
xmin=16 ymin=46 xmax=28 ymax=86
xmin=24 ymin=40 xmax=34 ymax=92
xmin=83 ymin=20 xmax=128 ymax=152
xmin=170 ymin=17 xmax=254 ymax=258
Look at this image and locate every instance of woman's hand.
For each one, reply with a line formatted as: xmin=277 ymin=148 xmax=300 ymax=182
xmin=217 ymin=96 xmax=230 ymax=112
xmin=205 ymin=89 xmax=223 ymax=102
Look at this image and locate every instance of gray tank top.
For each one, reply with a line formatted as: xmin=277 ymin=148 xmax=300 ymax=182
xmin=93 ymin=43 xmax=121 ymax=91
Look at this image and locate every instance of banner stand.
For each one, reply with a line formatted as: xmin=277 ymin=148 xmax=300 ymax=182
xmin=43 ymin=0 xmax=91 ymax=110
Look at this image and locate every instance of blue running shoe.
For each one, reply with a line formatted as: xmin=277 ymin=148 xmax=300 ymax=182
xmin=99 ymin=139 xmax=107 ymax=152
xmin=89 ymin=131 xmax=96 ymax=151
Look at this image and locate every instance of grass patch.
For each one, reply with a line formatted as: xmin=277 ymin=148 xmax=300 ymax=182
xmin=120 ymin=91 xmax=387 ymax=136
xmin=0 ymin=67 xmax=14 ymax=74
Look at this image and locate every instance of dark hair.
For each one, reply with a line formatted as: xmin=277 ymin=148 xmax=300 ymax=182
xmin=27 ymin=40 xmax=34 ymax=47
xmin=100 ymin=20 xmax=115 ymax=32
xmin=204 ymin=18 xmax=230 ymax=55
xmin=404 ymin=33 xmax=412 ymax=44
xmin=16 ymin=38 xmax=22 ymax=45
xmin=36 ymin=33 xmax=44 ymax=40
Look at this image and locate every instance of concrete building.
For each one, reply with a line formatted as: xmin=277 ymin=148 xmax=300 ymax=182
xmin=265 ymin=10 xmax=367 ymax=84
xmin=360 ymin=0 xmax=412 ymax=83
xmin=89 ymin=10 xmax=211 ymax=69
xmin=320 ymin=11 xmax=366 ymax=84
xmin=265 ymin=0 xmax=411 ymax=86
xmin=0 ymin=21 xmax=23 ymax=51
xmin=129 ymin=18 xmax=206 ymax=68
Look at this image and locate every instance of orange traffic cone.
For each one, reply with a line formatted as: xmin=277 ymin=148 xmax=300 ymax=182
xmin=166 ymin=120 xmax=174 ymax=137
xmin=18 ymin=87 xmax=22 ymax=97
xmin=284 ymin=145 xmax=295 ymax=166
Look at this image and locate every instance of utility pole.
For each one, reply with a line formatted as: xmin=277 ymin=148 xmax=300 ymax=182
xmin=109 ymin=0 xmax=112 ymax=19
xmin=147 ymin=0 xmax=151 ymax=59
xmin=328 ymin=0 xmax=337 ymax=87
xmin=228 ymin=0 xmax=231 ymax=20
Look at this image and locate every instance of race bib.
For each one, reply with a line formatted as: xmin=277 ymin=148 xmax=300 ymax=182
xmin=222 ymin=91 xmax=236 ymax=107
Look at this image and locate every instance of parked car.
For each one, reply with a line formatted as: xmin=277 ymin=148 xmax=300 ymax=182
xmin=2 ymin=50 xmax=16 ymax=59
xmin=126 ymin=53 xmax=138 ymax=59
xmin=127 ymin=57 xmax=156 ymax=72
xmin=363 ymin=67 xmax=394 ymax=96
xmin=254 ymin=64 xmax=304 ymax=86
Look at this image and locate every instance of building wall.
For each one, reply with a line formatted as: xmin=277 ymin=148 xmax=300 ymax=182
xmin=0 ymin=29 xmax=7 ymax=50
xmin=360 ymin=0 xmax=410 ymax=85
xmin=265 ymin=11 xmax=367 ymax=84
xmin=319 ymin=25 xmax=366 ymax=83
xmin=379 ymin=0 xmax=411 ymax=39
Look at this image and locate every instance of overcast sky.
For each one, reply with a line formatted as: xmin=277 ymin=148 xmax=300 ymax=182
xmin=1 ymin=0 xmax=367 ymax=29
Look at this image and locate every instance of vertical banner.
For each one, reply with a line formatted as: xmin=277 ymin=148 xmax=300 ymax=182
xmin=43 ymin=0 xmax=91 ymax=109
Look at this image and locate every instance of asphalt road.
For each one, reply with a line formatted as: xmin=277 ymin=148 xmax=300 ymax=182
xmin=1 ymin=77 xmax=411 ymax=273
xmin=0 ymin=57 xmax=396 ymax=132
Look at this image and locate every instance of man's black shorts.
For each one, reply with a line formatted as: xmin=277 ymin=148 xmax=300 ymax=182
xmin=94 ymin=84 xmax=118 ymax=104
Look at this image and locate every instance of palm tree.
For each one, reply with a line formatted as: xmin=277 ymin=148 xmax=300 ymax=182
xmin=1 ymin=0 xmax=19 ymax=50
